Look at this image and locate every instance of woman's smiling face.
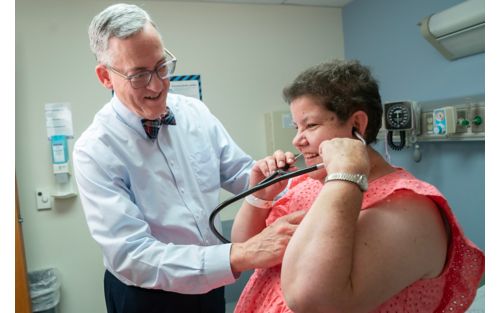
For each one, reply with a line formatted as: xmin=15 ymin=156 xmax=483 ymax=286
xmin=290 ymin=95 xmax=353 ymax=181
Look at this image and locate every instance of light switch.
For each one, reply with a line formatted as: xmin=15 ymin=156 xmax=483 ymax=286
xmin=35 ymin=188 xmax=52 ymax=210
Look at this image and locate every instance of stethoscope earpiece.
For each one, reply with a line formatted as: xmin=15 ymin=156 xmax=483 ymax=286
xmin=352 ymin=128 xmax=366 ymax=145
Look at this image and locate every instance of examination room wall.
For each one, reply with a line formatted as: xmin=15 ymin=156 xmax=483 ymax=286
xmin=343 ymin=0 xmax=485 ymax=252
xmin=15 ymin=1 xmax=343 ymax=312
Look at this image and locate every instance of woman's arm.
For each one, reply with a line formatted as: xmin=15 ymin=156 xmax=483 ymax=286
xmin=231 ymin=200 xmax=273 ymax=242
xmin=231 ymin=150 xmax=297 ymax=242
xmin=281 ymin=138 xmax=448 ymax=313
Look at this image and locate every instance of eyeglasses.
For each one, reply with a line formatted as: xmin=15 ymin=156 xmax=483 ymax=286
xmin=107 ymin=48 xmax=177 ymax=89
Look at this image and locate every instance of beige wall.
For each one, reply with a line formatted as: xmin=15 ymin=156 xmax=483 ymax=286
xmin=15 ymin=0 xmax=343 ymax=312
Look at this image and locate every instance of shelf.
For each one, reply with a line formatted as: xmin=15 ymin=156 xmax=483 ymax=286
xmin=377 ymin=132 xmax=484 ymax=143
xmin=51 ymin=192 xmax=78 ymax=199
xmin=417 ymin=133 xmax=484 ymax=142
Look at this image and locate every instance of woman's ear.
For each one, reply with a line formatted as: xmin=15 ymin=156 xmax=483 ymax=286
xmin=351 ymin=110 xmax=369 ymax=136
xmin=95 ymin=64 xmax=113 ymax=90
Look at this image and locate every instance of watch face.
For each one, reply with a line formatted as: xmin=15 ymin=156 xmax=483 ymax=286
xmin=384 ymin=102 xmax=413 ymax=130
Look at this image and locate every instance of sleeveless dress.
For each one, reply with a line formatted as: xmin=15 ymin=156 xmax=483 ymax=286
xmin=234 ymin=168 xmax=484 ymax=313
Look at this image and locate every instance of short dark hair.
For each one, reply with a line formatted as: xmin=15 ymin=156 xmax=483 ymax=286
xmin=282 ymin=59 xmax=383 ymax=144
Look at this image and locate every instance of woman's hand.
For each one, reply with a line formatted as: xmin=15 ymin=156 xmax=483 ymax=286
xmin=319 ymin=137 xmax=370 ymax=176
xmin=250 ymin=150 xmax=298 ymax=201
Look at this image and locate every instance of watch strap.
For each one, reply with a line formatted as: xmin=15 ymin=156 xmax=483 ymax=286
xmin=324 ymin=173 xmax=368 ymax=192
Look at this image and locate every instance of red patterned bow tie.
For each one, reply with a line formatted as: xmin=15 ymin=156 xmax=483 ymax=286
xmin=141 ymin=110 xmax=176 ymax=140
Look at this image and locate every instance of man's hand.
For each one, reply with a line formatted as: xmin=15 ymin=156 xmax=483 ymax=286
xmin=230 ymin=210 xmax=306 ymax=273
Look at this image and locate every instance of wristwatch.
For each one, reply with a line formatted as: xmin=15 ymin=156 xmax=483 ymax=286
xmin=324 ymin=173 xmax=368 ymax=192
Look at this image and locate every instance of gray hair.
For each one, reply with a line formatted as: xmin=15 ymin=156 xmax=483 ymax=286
xmin=88 ymin=3 xmax=161 ymax=64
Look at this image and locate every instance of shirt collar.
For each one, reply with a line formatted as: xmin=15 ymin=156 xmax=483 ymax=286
xmin=110 ymin=95 xmax=149 ymax=139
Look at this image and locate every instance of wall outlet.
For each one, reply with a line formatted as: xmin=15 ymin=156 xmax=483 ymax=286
xmin=421 ymin=112 xmax=434 ymax=135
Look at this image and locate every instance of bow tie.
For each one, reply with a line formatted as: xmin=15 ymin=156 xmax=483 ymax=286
xmin=141 ymin=110 xmax=176 ymax=140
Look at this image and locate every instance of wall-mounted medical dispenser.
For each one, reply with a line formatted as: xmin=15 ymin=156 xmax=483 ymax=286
xmin=42 ymin=102 xmax=78 ymax=200
xmin=51 ymin=135 xmax=70 ymax=183
xmin=48 ymin=134 xmax=77 ymax=199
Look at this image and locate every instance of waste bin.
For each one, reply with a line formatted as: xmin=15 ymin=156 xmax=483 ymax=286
xmin=28 ymin=268 xmax=61 ymax=313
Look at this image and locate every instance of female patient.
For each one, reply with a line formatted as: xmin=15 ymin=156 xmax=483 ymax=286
xmin=232 ymin=60 xmax=484 ymax=313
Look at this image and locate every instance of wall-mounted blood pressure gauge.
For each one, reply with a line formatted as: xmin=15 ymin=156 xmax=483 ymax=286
xmin=383 ymin=101 xmax=418 ymax=151
xmin=384 ymin=101 xmax=414 ymax=131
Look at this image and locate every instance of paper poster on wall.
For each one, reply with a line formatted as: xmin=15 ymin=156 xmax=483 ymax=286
xmin=45 ymin=102 xmax=74 ymax=140
xmin=169 ymin=75 xmax=203 ymax=100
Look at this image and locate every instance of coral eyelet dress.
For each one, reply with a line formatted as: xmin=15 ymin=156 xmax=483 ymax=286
xmin=234 ymin=168 xmax=484 ymax=313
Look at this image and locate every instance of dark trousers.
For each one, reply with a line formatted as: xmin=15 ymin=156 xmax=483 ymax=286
xmin=104 ymin=270 xmax=226 ymax=313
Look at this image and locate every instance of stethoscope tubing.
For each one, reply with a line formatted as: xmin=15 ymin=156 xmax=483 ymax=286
xmin=209 ymin=163 xmax=324 ymax=243
xmin=209 ymin=130 xmax=365 ymax=243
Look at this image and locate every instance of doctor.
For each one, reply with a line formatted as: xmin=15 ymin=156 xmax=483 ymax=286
xmin=73 ymin=3 xmax=305 ymax=313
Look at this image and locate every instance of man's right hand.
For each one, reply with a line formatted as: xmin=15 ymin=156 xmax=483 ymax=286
xmin=229 ymin=210 xmax=306 ymax=274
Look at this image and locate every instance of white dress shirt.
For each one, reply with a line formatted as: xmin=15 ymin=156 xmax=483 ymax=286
xmin=73 ymin=93 xmax=254 ymax=294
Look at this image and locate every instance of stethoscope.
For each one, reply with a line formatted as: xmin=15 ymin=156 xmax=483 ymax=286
xmin=208 ymin=129 xmax=366 ymax=244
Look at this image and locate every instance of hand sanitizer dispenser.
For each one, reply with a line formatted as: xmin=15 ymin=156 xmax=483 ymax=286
xmin=51 ymin=135 xmax=70 ymax=183
xmin=50 ymin=135 xmax=77 ymax=198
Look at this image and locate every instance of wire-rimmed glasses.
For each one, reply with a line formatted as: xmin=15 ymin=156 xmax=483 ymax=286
xmin=107 ymin=48 xmax=177 ymax=89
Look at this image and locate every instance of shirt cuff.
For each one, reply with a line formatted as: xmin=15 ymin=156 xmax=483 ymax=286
xmin=204 ymin=243 xmax=237 ymax=287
